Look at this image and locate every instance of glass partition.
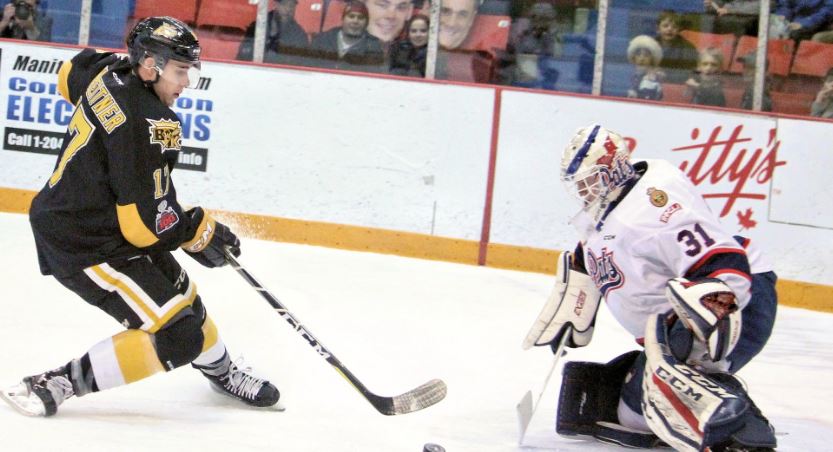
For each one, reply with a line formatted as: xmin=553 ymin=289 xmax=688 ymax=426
xmin=12 ymin=1 xmax=833 ymax=119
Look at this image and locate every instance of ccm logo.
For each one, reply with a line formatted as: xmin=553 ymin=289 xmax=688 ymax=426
xmin=574 ymin=291 xmax=587 ymax=316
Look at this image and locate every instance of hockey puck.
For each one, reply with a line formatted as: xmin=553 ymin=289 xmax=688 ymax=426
xmin=422 ymin=443 xmax=445 ymax=452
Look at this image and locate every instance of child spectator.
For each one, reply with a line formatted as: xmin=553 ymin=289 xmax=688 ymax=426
xmin=737 ymin=52 xmax=773 ymax=111
xmin=686 ymin=47 xmax=726 ymax=106
xmin=389 ymin=14 xmax=429 ymax=77
xmin=655 ymin=10 xmax=699 ymax=83
xmin=811 ymin=67 xmax=833 ymax=118
xmin=626 ymin=35 xmax=664 ymax=100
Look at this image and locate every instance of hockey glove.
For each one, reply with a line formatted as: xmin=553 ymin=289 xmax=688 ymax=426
xmin=522 ymin=250 xmax=601 ymax=350
xmin=665 ymin=277 xmax=742 ymax=362
xmin=181 ymin=207 xmax=241 ymax=268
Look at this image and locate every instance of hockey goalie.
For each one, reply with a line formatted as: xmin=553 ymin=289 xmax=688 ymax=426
xmin=523 ymin=124 xmax=778 ymax=451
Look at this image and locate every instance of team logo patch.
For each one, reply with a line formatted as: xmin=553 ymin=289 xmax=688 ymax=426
xmin=586 ymin=247 xmax=625 ymax=295
xmin=153 ymin=23 xmax=180 ymax=39
xmin=155 ymin=200 xmax=179 ymax=234
xmin=648 ymin=187 xmax=668 ymax=207
xmin=147 ymin=118 xmax=182 ymax=152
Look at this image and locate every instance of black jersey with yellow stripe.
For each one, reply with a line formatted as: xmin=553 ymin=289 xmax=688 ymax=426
xmin=30 ymin=48 xmax=202 ymax=277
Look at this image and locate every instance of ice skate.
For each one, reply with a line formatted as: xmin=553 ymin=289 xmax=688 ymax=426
xmin=1 ymin=367 xmax=74 ymax=417
xmin=198 ymin=356 xmax=280 ymax=408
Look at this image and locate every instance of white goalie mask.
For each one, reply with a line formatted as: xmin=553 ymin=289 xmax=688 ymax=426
xmin=561 ymin=124 xmax=636 ymax=224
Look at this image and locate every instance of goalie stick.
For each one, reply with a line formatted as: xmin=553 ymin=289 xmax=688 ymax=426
xmin=516 ymin=328 xmax=571 ymax=444
xmin=223 ymin=248 xmax=447 ymax=415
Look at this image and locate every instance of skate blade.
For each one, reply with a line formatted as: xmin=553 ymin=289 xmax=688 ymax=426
xmin=0 ymin=382 xmax=47 ymax=417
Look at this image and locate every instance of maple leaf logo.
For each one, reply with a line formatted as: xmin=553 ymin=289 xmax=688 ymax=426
xmin=597 ymin=137 xmax=618 ymax=167
xmin=737 ymin=208 xmax=757 ymax=230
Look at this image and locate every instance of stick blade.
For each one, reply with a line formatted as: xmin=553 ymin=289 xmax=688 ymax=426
xmin=376 ymin=378 xmax=448 ymax=415
xmin=516 ymin=390 xmax=534 ymax=444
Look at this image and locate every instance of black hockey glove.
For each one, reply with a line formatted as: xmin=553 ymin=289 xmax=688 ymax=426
xmin=181 ymin=207 xmax=241 ymax=268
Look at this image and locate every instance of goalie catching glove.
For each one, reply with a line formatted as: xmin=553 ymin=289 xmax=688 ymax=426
xmin=181 ymin=207 xmax=241 ymax=268
xmin=665 ymin=277 xmax=742 ymax=363
xmin=523 ymin=251 xmax=602 ymax=350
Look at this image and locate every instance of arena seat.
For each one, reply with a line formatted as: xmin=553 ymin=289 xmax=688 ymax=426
xmin=196 ymin=0 xmax=257 ymax=31
xmin=661 ymin=83 xmax=690 ymax=104
xmin=197 ymin=28 xmax=244 ymax=61
xmin=134 ymin=0 xmax=198 ymax=23
xmin=459 ymin=15 xmax=511 ymax=55
xmin=791 ymin=40 xmax=833 ymax=77
xmin=728 ymin=36 xmax=794 ymax=77
xmin=771 ymin=90 xmax=814 ymax=116
xmin=679 ymin=30 xmax=737 ymax=71
xmin=295 ymin=0 xmax=325 ymax=36
xmin=321 ymin=0 xmax=347 ymax=32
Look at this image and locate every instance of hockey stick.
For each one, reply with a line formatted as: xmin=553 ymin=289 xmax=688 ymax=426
xmin=516 ymin=329 xmax=571 ymax=445
xmin=223 ymin=248 xmax=447 ymax=415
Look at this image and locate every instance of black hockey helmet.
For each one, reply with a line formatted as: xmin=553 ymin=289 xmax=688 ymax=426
xmin=126 ymin=16 xmax=201 ymax=68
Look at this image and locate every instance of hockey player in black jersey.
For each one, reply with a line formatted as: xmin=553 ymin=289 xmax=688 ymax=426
xmin=0 ymin=16 xmax=280 ymax=417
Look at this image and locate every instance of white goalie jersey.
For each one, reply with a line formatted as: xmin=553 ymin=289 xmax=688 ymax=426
xmin=573 ymin=159 xmax=773 ymax=339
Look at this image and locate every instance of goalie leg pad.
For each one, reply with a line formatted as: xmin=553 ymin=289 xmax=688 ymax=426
xmin=642 ymin=312 xmax=776 ymax=452
xmin=556 ymin=350 xmax=640 ymax=437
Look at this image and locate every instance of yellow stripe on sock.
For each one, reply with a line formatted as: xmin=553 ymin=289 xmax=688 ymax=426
xmin=201 ymin=315 xmax=219 ymax=353
xmin=112 ymin=330 xmax=165 ymax=383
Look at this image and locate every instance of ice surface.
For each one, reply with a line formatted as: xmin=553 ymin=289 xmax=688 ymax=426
xmin=0 ymin=212 xmax=830 ymax=451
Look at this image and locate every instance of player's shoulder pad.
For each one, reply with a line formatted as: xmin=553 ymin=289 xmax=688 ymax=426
xmin=58 ymin=48 xmax=124 ymax=104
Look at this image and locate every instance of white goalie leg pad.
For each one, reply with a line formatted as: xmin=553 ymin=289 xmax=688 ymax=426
xmin=666 ymin=278 xmax=742 ymax=362
xmin=641 ymin=312 xmax=750 ymax=452
xmin=523 ymin=251 xmax=601 ymax=349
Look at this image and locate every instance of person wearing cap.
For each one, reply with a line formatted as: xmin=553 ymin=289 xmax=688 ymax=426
xmin=236 ymin=0 xmax=310 ymax=65
xmin=306 ymin=1 xmax=386 ymax=72
xmin=626 ymin=34 xmax=664 ymax=100
xmin=737 ymin=52 xmax=772 ymax=111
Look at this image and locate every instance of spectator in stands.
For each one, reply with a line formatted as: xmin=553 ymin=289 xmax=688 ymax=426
xmin=361 ymin=0 xmax=414 ymax=44
xmin=237 ymin=0 xmax=310 ymax=65
xmin=306 ymin=1 xmax=386 ymax=72
xmin=774 ymin=0 xmax=833 ymax=41
xmin=686 ymin=47 xmax=727 ymax=106
xmin=810 ymin=67 xmax=833 ymax=117
xmin=496 ymin=1 xmax=562 ymax=89
xmin=655 ymin=10 xmax=699 ymax=83
xmin=0 ymin=0 xmax=51 ymax=41
xmin=737 ymin=51 xmax=773 ymax=111
xmin=703 ymin=0 xmax=763 ymax=36
xmin=626 ymin=35 xmax=664 ymax=101
xmin=438 ymin=0 xmax=479 ymax=49
xmin=389 ymin=14 xmax=429 ymax=77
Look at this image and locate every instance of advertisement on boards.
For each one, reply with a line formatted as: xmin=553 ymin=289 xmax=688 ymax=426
xmin=0 ymin=41 xmax=216 ymax=183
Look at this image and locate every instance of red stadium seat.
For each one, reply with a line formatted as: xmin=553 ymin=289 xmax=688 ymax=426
xmin=321 ymin=0 xmax=347 ymax=32
xmin=679 ymin=30 xmax=737 ymax=71
xmin=295 ymin=0 xmax=325 ymax=36
xmin=661 ymin=83 xmax=690 ymax=104
xmin=791 ymin=40 xmax=833 ymax=77
xmin=196 ymin=0 xmax=258 ymax=31
xmin=197 ymin=28 xmax=244 ymax=60
xmin=724 ymin=86 xmax=743 ymax=109
xmin=459 ymin=15 xmax=511 ymax=54
xmin=728 ymin=36 xmax=794 ymax=77
xmin=134 ymin=0 xmax=198 ymax=23
xmin=771 ymin=90 xmax=814 ymax=116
